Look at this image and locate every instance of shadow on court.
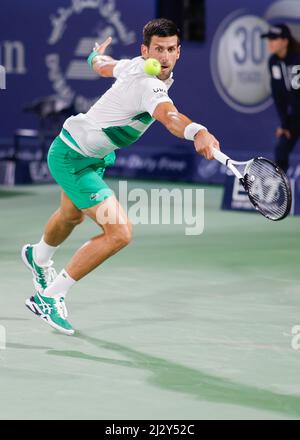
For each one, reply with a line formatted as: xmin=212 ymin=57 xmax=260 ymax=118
xmin=7 ymin=343 xmax=54 ymax=350
xmin=0 ymin=188 xmax=39 ymax=199
xmin=0 ymin=317 xmax=30 ymax=321
xmin=44 ymin=331 xmax=300 ymax=418
xmin=0 ymin=189 xmax=36 ymax=198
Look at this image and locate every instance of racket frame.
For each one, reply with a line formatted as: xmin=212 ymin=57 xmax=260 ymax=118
xmin=212 ymin=148 xmax=292 ymax=221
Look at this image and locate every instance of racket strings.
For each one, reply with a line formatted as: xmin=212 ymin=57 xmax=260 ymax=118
xmin=244 ymin=159 xmax=290 ymax=220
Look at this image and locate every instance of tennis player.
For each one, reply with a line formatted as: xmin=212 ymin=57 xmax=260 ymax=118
xmin=22 ymin=18 xmax=220 ymax=335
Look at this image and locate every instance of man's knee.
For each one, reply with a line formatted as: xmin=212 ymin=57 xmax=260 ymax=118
xmin=107 ymin=223 xmax=133 ymax=250
xmin=60 ymin=209 xmax=85 ymax=226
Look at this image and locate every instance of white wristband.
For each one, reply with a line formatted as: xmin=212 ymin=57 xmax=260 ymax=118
xmin=184 ymin=122 xmax=207 ymax=141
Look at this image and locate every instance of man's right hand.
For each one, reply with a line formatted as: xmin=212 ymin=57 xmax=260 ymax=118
xmin=194 ymin=129 xmax=220 ymax=160
xmin=91 ymin=36 xmax=117 ymax=78
xmin=276 ymin=127 xmax=292 ymax=140
xmin=93 ymin=37 xmax=113 ymax=56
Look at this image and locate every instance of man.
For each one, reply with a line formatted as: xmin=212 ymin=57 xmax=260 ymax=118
xmin=22 ymin=18 xmax=220 ymax=335
xmin=262 ymin=24 xmax=300 ymax=172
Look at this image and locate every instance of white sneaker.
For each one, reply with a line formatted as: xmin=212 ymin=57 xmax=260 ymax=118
xmin=21 ymin=244 xmax=57 ymax=294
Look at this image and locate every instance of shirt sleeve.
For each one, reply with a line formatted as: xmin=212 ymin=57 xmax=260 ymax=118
xmin=140 ymin=78 xmax=173 ymax=116
xmin=113 ymin=59 xmax=131 ymax=78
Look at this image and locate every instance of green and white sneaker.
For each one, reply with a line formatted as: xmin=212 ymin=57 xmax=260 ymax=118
xmin=25 ymin=293 xmax=74 ymax=336
xmin=22 ymin=244 xmax=57 ymax=294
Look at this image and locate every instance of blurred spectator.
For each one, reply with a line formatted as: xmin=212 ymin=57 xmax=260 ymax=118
xmin=262 ymin=24 xmax=300 ymax=172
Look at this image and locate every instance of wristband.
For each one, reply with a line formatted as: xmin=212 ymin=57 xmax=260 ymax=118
xmin=87 ymin=51 xmax=100 ymax=67
xmin=184 ymin=122 xmax=207 ymax=141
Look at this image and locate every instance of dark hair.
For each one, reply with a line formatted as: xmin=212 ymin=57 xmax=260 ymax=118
xmin=143 ymin=18 xmax=181 ymax=47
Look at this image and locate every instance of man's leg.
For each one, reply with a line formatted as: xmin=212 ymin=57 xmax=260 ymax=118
xmin=44 ymin=196 xmax=132 ymax=300
xmin=22 ymin=191 xmax=85 ymax=292
xmin=275 ymin=134 xmax=298 ymax=173
xmin=41 ymin=191 xmax=85 ymax=249
xmin=25 ymin=195 xmax=131 ymax=335
xmin=67 ymin=196 xmax=132 ymax=280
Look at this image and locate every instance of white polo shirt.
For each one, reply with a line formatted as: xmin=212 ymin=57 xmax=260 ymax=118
xmin=61 ymin=56 xmax=174 ymax=158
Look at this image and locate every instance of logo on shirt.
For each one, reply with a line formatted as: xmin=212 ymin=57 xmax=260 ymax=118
xmin=153 ymin=88 xmax=167 ymax=93
xmin=272 ymin=65 xmax=282 ymax=80
xmin=90 ymin=193 xmax=99 ymax=201
xmin=291 ymin=65 xmax=300 ymax=90
xmin=279 ymin=64 xmax=300 ymax=91
xmin=46 ymin=0 xmax=136 ymax=113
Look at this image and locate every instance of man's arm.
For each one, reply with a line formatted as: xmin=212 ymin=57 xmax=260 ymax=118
xmin=153 ymin=102 xmax=219 ymax=160
xmin=88 ymin=37 xmax=118 ymax=78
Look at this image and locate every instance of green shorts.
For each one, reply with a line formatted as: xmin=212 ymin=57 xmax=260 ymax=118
xmin=47 ymin=135 xmax=116 ymax=209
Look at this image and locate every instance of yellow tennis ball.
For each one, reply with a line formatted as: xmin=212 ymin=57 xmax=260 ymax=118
xmin=144 ymin=58 xmax=161 ymax=76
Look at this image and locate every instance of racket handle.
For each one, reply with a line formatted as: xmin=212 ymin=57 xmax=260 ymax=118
xmin=212 ymin=148 xmax=230 ymax=166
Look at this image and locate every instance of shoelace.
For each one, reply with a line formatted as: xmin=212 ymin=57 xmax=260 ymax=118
xmin=33 ymin=261 xmax=57 ymax=292
xmin=39 ymin=261 xmax=57 ymax=285
xmin=56 ymin=298 xmax=68 ymax=319
xmin=45 ymin=264 xmax=57 ymax=284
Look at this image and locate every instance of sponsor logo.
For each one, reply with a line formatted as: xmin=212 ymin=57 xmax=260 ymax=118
xmin=231 ymin=177 xmax=253 ymax=209
xmin=210 ymin=1 xmax=300 ymax=114
xmin=0 ymin=40 xmax=27 ymax=75
xmin=153 ymin=88 xmax=167 ymax=93
xmin=46 ymin=0 xmax=136 ymax=112
xmin=114 ymin=154 xmax=187 ymax=174
xmin=29 ymin=162 xmax=54 ymax=183
xmin=0 ymin=65 xmax=6 ymax=90
xmin=248 ymin=175 xmax=281 ymax=203
xmin=90 ymin=193 xmax=101 ymax=201
xmin=211 ymin=11 xmax=271 ymax=113
xmin=272 ymin=65 xmax=282 ymax=80
xmin=291 ymin=65 xmax=300 ymax=90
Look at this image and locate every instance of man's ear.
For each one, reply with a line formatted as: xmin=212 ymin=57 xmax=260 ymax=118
xmin=176 ymin=45 xmax=181 ymax=60
xmin=141 ymin=44 xmax=148 ymax=59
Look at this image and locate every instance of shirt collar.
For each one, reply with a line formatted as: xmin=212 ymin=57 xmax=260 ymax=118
xmin=163 ymin=72 xmax=174 ymax=88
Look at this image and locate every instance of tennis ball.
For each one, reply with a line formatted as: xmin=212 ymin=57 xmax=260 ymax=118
xmin=144 ymin=58 xmax=161 ymax=76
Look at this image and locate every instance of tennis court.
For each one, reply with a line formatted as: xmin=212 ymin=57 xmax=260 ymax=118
xmin=1 ymin=179 xmax=300 ymax=420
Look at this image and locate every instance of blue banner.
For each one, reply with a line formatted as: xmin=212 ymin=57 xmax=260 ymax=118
xmin=1 ymin=0 xmax=300 ymax=160
xmin=221 ymin=174 xmax=300 ymax=216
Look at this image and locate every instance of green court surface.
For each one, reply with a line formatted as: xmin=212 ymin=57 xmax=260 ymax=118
xmin=0 ymin=179 xmax=300 ymax=420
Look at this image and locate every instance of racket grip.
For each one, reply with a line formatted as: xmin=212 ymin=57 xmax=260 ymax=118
xmin=212 ymin=148 xmax=230 ymax=166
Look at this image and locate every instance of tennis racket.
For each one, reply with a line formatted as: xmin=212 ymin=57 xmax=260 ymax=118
xmin=212 ymin=148 xmax=292 ymax=221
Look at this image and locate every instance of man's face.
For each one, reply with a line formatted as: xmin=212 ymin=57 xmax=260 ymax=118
xmin=141 ymin=35 xmax=181 ymax=81
xmin=267 ymin=37 xmax=288 ymax=55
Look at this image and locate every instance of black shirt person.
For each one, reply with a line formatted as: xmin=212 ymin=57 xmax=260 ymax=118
xmin=262 ymin=24 xmax=300 ymax=172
